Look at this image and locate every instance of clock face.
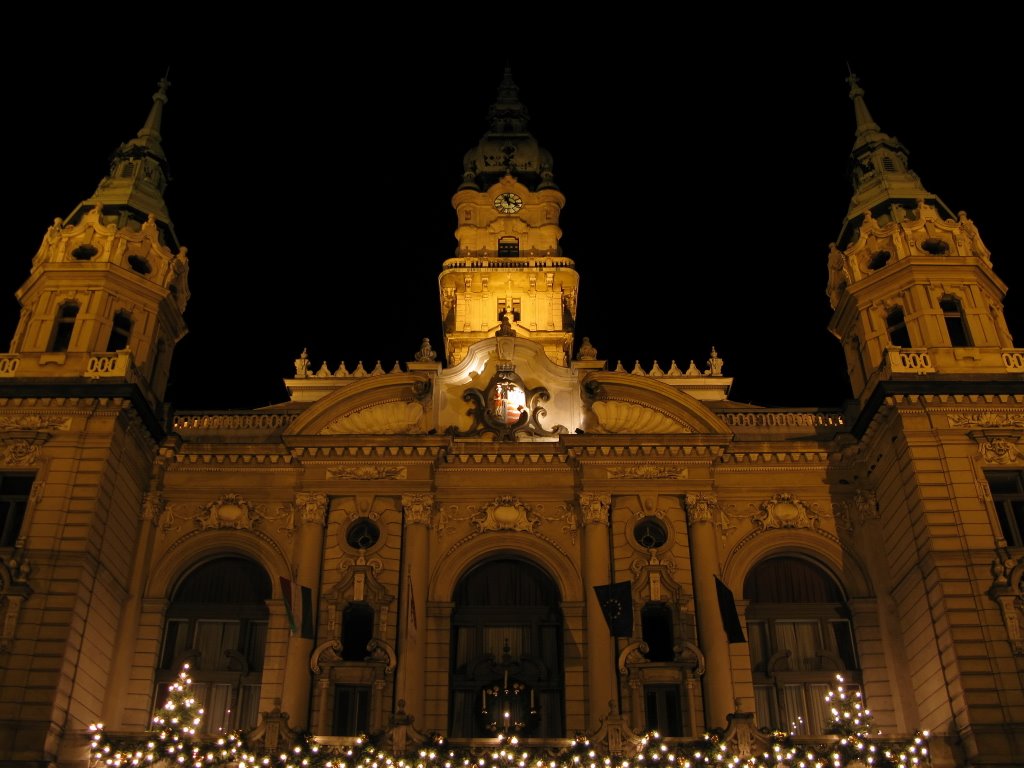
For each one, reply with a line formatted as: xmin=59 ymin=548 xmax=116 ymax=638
xmin=493 ymin=192 xmax=523 ymax=214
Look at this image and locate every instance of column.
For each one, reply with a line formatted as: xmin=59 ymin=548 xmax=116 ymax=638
xmin=394 ymin=493 xmax=433 ymax=724
xmin=280 ymin=492 xmax=328 ymax=730
xmin=684 ymin=492 xmax=734 ymax=729
xmin=579 ymin=492 xmax=615 ymax=729
xmin=102 ymin=491 xmax=162 ymax=725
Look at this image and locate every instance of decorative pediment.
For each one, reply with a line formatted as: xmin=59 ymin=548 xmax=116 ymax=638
xmin=322 ymin=402 xmax=424 ymax=435
xmin=591 ymin=401 xmax=688 ymax=434
xmin=284 ymin=373 xmax=431 ymax=436
xmin=583 ymin=372 xmax=732 ymax=436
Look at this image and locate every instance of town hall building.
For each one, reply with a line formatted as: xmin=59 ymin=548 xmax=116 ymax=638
xmin=0 ymin=69 xmax=1021 ymax=767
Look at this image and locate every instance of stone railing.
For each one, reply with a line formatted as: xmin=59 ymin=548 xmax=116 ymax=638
xmin=0 ymin=354 xmax=19 ymax=376
xmin=172 ymin=411 xmax=299 ymax=433
xmin=718 ymin=410 xmax=847 ymax=429
xmin=1004 ymin=349 xmax=1024 ymax=371
xmin=85 ymin=350 xmax=134 ymax=378
xmin=885 ymin=347 xmax=935 ymax=373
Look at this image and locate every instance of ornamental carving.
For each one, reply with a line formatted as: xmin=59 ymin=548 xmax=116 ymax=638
xmin=0 ymin=415 xmax=70 ymax=432
xmin=949 ymin=412 xmax=1024 ymax=429
xmin=472 ymin=496 xmax=536 ymax=533
xmin=990 ymin=549 xmax=1024 ymax=655
xmin=606 ymin=465 xmax=688 ymax=479
xmin=591 ymin=401 xmax=691 ymax=434
xmin=322 ymin=402 xmax=424 ymax=435
xmin=327 ymin=466 xmax=408 ymax=480
xmin=142 ymin=492 xmax=165 ymax=525
xmin=578 ymin=493 xmax=611 ymax=526
xmin=980 ymin=438 xmax=1022 ymax=465
xmin=683 ymin=493 xmax=734 ymax=536
xmin=295 ymin=492 xmax=329 ymax=525
xmin=193 ymin=494 xmax=295 ymax=533
xmin=753 ymin=492 xmax=822 ymax=531
xmin=0 ymin=555 xmax=31 ymax=653
xmin=401 ymin=494 xmax=434 ymax=526
xmin=0 ymin=441 xmax=39 ymax=467
xmin=445 ymin=367 xmax=565 ymax=441
xmin=833 ymin=490 xmax=880 ymax=531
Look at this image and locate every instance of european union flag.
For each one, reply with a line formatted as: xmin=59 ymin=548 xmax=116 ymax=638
xmin=594 ymin=581 xmax=633 ymax=637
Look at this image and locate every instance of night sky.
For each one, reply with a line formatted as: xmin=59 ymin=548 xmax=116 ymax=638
xmin=6 ymin=40 xmax=1021 ymax=410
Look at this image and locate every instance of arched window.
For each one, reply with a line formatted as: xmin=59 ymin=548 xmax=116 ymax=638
xmin=157 ymin=557 xmax=270 ymax=733
xmin=49 ymin=302 xmax=79 ymax=352
xmin=940 ymin=296 xmax=971 ymax=347
xmin=106 ymin=311 xmax=132 ymax=352
xmin=744 ymin=557 xmax=858 ymax=735
xmin=885 ymin=307 xmax=911 ymax=348
xmin=449 ymin=559 xmax=563 ymax=738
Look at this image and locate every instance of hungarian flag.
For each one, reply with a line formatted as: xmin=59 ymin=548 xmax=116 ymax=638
xmin=594 ymin=581 xmax=633 ymax=637
xmin=714 ymin=576 xmax=746 ymax=643
xmin=280 ymin=577 xmax=314 ymax=639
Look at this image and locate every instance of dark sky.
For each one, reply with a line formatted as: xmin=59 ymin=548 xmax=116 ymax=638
xmin=6 ymin=40 xmax=1021 ymax=410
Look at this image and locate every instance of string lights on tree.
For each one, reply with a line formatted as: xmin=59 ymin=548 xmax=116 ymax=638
xmin=89 ymin=671 xmax=929 ymax=768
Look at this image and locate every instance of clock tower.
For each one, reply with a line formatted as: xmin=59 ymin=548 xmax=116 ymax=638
xmin=439 ymin=68 xmax=579 ymax=367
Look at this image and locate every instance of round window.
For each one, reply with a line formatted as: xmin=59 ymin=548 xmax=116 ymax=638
xmin=633 ymin=516 xmax=668 ymax=549
xmin=345 ymin=518 xmax=380 ymax=550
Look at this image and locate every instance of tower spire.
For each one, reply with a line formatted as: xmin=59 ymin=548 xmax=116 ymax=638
xmin=836 ymin=72 xmax=952 ymax=248
xmin=64 ymin=76 xmax=178 ymax=250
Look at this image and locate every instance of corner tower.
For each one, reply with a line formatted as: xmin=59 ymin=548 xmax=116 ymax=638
xmin=5 ymin=77 xmax=189 ymax=403
xmin=826 ymin=74 xmax=1019 ymax=402
xmin=439 ymin=68 xmax=578 ymax=367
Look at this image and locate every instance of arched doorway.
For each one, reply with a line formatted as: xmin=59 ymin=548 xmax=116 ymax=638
xmin=156 ymin=557 xmax=271 ymax=733
xmin=449 ymin=558 xmax=564 ymax=737
xmin=743 ymin=556 xmax=858 ymax=735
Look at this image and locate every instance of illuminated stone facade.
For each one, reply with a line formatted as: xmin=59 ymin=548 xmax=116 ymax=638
xmin=0 ymin=71 xmax=1022 ymax=767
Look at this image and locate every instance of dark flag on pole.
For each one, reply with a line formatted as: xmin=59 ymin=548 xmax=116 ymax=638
xmin=714 ymin=576 xmax=746 ymax=643
xmin=594 ymin=581 xmax=633 ymax=637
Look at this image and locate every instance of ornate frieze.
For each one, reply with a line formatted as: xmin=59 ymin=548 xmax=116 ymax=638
xmin=0 ymin=415 xmax=71 ymax=432
xmin=752 ymin=492 xmax=823 ymax=531
xmin=159 ymin=494 xmax=293 ymax=535
xmin=197 ymin=494 xmax=260 ymax=530
xmin=606 ymin=465 xmax=688 ymax=479
xmin=295 ymin=492 xmax=329 ymax=525
xmin=401 ymin=494 xmax=434 ymax=527
xmin=949 ymin=412 xmax=1024 ymax=429
xmin=578 ymin=493 xmax=610 ymax=526
xmin=327 ymin=466 xmax=408 ymax=480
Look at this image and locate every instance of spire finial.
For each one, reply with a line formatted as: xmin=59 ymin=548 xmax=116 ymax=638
xmin=137 ymin=74 xmax=170 ymax=149
xmin=846 ymin=70 xmax=881 ymax=147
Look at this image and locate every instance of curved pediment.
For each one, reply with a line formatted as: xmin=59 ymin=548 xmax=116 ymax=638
xmin=583 ymin=371 xmax=733 ymax=436
xmin=285 ymin=372 xmax=431 ymax=436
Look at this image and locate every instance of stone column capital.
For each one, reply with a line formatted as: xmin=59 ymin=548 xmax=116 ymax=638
xmin=684 ymin=492 xmax=719 ymax=526
xmin=295 ymin=492 xmax=329 ymax=526
xmin=401 ymin=494 xmax=434 ymax=527
xmin=578 ymin=493 xmax=611 ymax=526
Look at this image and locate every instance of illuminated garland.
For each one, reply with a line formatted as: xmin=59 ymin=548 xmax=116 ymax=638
xmin=89 ymin=672 xmax=930 ymax=768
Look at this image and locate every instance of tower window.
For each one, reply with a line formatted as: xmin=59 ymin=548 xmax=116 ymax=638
xmin=498 ymin=236 xmax=519 ymax=258
xmin=868 ymin=251 xmax=891 ymax=270
xmin=71 ymin=244 xmax=98 ymax=261
xmin=0 ymin=474 xmax=34 ymax=547
xmin=49 ymin=302 xmax=79 ymax=353
xmin=120 ymin=161 xmax=135 ymax=178
xmin=885 ymin=307 xmax=911 ymax=348
xmin=987 ymin=471 xmax=1024 ymax=547
xmin=106 ymin=311 xmax=132 ymax=352
xmin=940 ymin=297 xmax=971 ymax=347
xmin=881 ymin=156 xmax=896 ymax=173
xmin=921 ymin=238 xmax=949 ymax=256
xmin=497 ymin=299 xmax=521 ymax=322
xmin=128 ymin=255 xmax=152 ymax=275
